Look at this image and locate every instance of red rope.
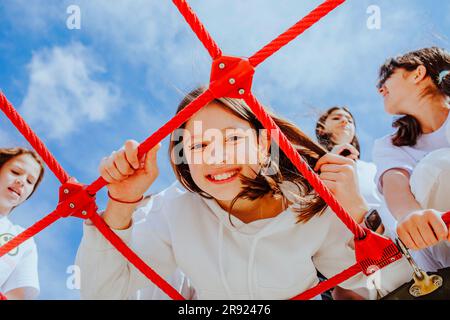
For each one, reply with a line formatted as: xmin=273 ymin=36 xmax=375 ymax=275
xmin=243 ymin=93 xmax=366 ymax=240
xmin=291 ymin=263 xmax=362 ymax=300
xmin=0 ymin=292 xmax=7 ymax=300
xmin=90 ymin=213 xmax=185 ymax=300
xmin=249 ymin=0 xmax=346 ymax=68
xmin=86 ymin=89 xmax=214 ymax=195
xmin=172 ymin=0 xmax=222 ymax=60
xmin=0 ymin=211 xmax=60 ymax=258
xmin=0 ymin=92 xmax=70 ymax=184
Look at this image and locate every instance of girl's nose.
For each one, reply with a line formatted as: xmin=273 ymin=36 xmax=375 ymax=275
xmin=206 ymin=144 xmax=229 ymax=165
xmin=14 ymin=178 xmax=24 ymax=187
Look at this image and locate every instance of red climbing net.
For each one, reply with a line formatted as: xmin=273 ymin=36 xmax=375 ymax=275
xmin=1 ymin=0 xmax=449 ymax=301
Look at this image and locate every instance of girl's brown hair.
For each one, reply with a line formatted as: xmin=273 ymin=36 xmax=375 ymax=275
xmin=377 ymin=47 xmax=450 ymax=147
xmin=168 ymin=86 xmax=328 ymax=223
xmin=0 ymin=147 xmax=45 ymax=200
xmin=315 ymin=106 xmax=361 ymax=157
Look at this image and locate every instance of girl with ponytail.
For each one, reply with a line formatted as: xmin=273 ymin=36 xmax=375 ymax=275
xmin=373 ymin=47 xmax=450 ymax=272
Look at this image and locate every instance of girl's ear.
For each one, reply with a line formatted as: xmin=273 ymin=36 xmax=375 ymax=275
xmin=413 ymin=65 xmax=428 ymax=84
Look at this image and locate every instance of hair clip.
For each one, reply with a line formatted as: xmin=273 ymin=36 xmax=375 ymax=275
xmin=438 ymin=70 xmax=450 ymax=84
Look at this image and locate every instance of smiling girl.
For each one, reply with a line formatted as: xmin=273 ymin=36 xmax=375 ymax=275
xmin=373 ymin=47 xmax=450 ymax=271
xmin=76 ymin=87 xmax=412 ymax=299
xmin=0 ymin=147 xmax=44 ymax=300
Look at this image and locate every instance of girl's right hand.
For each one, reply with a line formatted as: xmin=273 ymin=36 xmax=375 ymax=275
xmin=396 ymin=209 xmax=449 ymax=250
xmin=99 ymin=140 xmax=161 ymax=203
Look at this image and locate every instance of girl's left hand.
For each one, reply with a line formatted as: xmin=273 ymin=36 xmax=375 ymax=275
xmin=330 ymin=143 xmax=359 ymax=161
xmin=314 ymin=153 xmax=368 ymax=221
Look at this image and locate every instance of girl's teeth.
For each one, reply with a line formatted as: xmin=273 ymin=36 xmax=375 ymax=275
xmin=211 ymin=171 xmax=236 ymax=181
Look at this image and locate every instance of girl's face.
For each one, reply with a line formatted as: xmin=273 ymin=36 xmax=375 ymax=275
xmin=323 ymin=109 xmax=355 ymax=145
xmin=182 ymin=101 xmax=266 ymax=201
xmin=0 ymin=154 xmax=41 ymax=215
xmin=378 ymin=68 xmax=417 ymax=115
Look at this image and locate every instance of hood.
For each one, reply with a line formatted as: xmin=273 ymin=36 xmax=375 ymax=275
xmin=200 ymin=195 xmax=300 ymax=299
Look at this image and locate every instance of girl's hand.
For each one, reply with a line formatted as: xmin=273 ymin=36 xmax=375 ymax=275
xmin=330 ymin=143 xmax=359 ymax=161
xmin=314 ymin=153 xmax=368 ymax=221
xmin=100 ymin=140 xmax=161 ymax=203
xmin=397 ymin=209 xmax=448 ymax=250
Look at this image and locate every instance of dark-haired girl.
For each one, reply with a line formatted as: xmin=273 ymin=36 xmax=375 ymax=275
xmin=373 ymin=47 xmax=450 ymax=271
xmin=316 ymin=107 xmax=390 ymax=300
xmin=316 ymin=107 xmax=386 ymax=233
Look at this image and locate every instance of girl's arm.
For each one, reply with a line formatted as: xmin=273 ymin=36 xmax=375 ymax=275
xmin=4 ymin=288 xmax=27 ymax=300
xmin=381 ymin=169 xmax=421 ymax=220
xmin=382 ymin=168 xmax=448 ymax=250
xmin=76 ymin=197 xmax=178 ymax=299
xmin=76 ymin=140 xmax=179 ymax=299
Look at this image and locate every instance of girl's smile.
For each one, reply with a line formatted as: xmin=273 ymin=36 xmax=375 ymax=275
xmin=205 ymin=167 xmax=242 ymax=184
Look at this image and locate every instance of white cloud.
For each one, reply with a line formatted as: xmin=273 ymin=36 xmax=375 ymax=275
xmin=19 ymin=42 xmax=121 ymax=140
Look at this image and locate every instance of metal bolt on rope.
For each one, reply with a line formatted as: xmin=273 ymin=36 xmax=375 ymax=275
xmin=63 ymin=189 xmax=69 ymax=194
xmin=219 ymin=63 xmax=226 ymax=69
xmin=81 ymin=210 xmax=87 ymax=216
xmin=238 ymin=89 xmax=245 ymax=95
xmin=69 ymin=203 xmax=75 ymax=209
xmin=229 ymin=78 xmax=236 ymax=85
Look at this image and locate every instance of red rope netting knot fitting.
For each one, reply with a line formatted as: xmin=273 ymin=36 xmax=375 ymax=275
xmin=209 ymin=56 xmax=255 ymax=98
xmin=56 ymin=178 xmax=97 ymax=220
xmin=0 ymin=292 xmax=7 ymax=300
xmin=354 ymin=228 xmax=403 ymax=276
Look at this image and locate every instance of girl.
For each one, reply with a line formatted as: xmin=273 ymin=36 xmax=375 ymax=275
xmin=316 ymin=107 xmax=390 ymax=300
xmin=373 ymin=47 xmax=450 ymax=272
xmin=76 ymin=87 xmax=412 ymax=300
xmin=316 ymin=107 xmax=387 ymax=234
xmin=0 ymin=147 xmax=44 ymax=300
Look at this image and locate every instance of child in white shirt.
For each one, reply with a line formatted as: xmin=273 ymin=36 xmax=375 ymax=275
xmin=373 ymin=47 xmax=450 ymax=271
xmin=76 ymin=87 xmax=413 ymax=299
xmin=0 ymin=147 xmax=44 ymax=299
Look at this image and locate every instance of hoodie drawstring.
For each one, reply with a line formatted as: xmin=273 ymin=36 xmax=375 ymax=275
xmin=247 ymin=237 xmax=261 ymax=300
xmin=218 ymin=221 xmax=233 ymax=299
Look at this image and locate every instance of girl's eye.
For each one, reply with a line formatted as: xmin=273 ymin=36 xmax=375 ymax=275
xmin=27 ymin=179 xmax=34 ymax=185
xmin=191 ymin=143 xmax=206 ymax=151
xmin=11 ymin=170 xmax=19 ymax=175
xmin=226 ymin=135 xmax=243 ymax=142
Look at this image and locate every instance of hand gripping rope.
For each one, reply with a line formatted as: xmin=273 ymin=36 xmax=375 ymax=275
xmin=1 ymin=0 xmax=450 ymax=300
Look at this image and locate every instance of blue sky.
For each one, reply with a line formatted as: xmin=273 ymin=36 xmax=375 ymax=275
xmin=0 ymin=0 xmax=449 ymax=299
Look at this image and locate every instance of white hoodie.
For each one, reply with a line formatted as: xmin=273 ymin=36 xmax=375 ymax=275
xmin=76 ymin=181 xmax=413 ymax=300
xmin=0 ymin=215 xmax=39 ymax=299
